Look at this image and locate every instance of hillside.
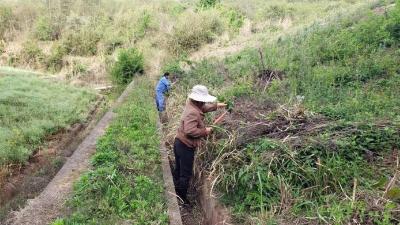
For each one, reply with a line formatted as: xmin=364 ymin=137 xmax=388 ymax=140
xmin=0 ymin=0 xmax=399 ymax=224
xmin=165 ymin=1 xmax=400 ymax=224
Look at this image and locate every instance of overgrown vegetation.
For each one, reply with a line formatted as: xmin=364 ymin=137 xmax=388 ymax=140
xmin=111 ymin=48 xmax=144 ymax=84
xmin=165 ymin=2 xmax=400 ymax=224
xmin=54 ymin=77 xmax=168 ymax=225
xmin=0 ymin=71 xmax=96 ymax=165
xmin=0 ymin=0 xmax=375 ymax=87
xmin=167 ymin=10 xmax=224 ymax=55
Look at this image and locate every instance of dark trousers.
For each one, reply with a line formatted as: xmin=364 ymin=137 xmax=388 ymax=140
xmin=173 ymin=138 xmax=194 ymax=201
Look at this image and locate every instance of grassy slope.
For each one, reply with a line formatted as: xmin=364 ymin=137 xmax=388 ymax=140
xmin=166 ymin=2 xmax=400 ymax=224
xmin=54 ymin=77 xmax=168 ymax=225
xmin=0 ymin=68 xmax=96 ymax=165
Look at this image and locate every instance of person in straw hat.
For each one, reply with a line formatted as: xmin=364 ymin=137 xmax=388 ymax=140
xmin=174 ymin=85 xmax=226 ymax=205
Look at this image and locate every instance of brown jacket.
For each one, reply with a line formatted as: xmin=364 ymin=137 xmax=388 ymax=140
xmin=176 ymin=100 xmax=217 ymax=148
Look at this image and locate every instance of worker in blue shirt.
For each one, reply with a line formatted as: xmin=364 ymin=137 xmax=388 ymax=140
xmin=155 ymin=72 xmax=171 ymax=119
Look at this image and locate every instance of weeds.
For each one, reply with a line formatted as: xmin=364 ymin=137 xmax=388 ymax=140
xmin=55 ymin=77 xmax=168 ymax=225
xmin=164 ymin=1 xmax=400 ymax=224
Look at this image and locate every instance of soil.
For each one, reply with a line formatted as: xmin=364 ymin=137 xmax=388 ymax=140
xmin=218 ymin=96 xmax=328 ymax=147
xmin=3 ymin=81 xmax=135 ymax=225
xmin=180 ymin=185 xmax=205 ymax=225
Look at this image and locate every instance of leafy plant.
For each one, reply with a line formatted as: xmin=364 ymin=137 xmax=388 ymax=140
xmin=18 ymin=40 xmax=45 ymax=68
xmin=34 ymin=16 xmax=59 ymax=41
xmin=111 ymin=48 xmax=144 ymax=84
xmin=197 ymin=0 xmax=220 ymax=9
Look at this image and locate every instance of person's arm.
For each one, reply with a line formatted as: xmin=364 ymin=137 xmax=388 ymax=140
xmin=202 ymin=102 xmax=227 ymax=113
xmin=183 ymin=113 xmax=208 ymax=138
xmin=165 ymin=78 xmax=171 ymax=91
xmin=201 ymin=103 xmax=217 ymax=113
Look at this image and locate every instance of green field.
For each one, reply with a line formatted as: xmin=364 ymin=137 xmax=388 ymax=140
xmin=0 ymin=68 xmax=96 ymax=165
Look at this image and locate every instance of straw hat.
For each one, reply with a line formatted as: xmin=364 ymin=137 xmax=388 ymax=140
xmin=188 ymin=85 xmax=216 ymax=103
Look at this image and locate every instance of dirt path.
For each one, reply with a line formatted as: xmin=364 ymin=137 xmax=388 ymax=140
xmin=5 ymin=81 xmax=136 ymax=225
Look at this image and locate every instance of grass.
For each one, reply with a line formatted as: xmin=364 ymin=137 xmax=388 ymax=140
xmin=54 ymin=77 xmax=168 ymax=225
xmin=0 ymin=68 xmax=96 ymax=165
xmin=164 ymin=1 xmax=400 ymax=224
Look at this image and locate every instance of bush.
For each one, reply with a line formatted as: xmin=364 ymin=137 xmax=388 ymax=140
xmin=34 ymin=16 xmax=60 ymax=41
xmin=45 ymin=43 xmax=67 ymax=72
xmin=61 ymin=28 xmax=102 ymax=56
xmin=111 ymin=48 xmax=144 ymax=84
xmin=0 ymin=6 xmax=13 ymax=39
xmin=198 ymin=0 xmax=220 ymax=9
xmin=161 ymin=59 xmax=185 ymax=78
xmin=265 ymin=5 xmax=295 ymax=20
xmin=18 ymin=40 xmax=45 ymax=68
xmin=134 ymin=10 xmax=153 ymax=40
xmin=0 ymin=39 xmax=5 ymax=53
xmin=167 ymin=11 xmax=224 ymax=55
xmin=218 ymin=6 xmax=245 ymax=33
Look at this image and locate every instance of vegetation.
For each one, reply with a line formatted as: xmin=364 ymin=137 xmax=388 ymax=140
xmin=165 ymin=2 xmax=400 ymax=224
xmin=1 ymin=0 xmax=398 ymax=224
xmin=54 ymin=77 xmax=168 ymax=225
xmin=111 ymin=48 xmax=144 ymax=84
xmin=0 ymin=70 xmax=96 ymax=165
xmin=167 ymin=10 xmax=224 ymax=55
xmin=0 ymin=6 xmax=13 ymax=39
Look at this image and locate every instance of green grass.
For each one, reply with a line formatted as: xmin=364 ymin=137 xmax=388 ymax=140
xmin=166 ymin=2 xmax=400 ymax=224
xmin=54 ymin=77 xmax=168 ymax=225
xmin=0 ymin=68 xmax=96 ymax=165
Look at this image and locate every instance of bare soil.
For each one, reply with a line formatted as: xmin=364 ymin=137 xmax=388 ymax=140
xmin=219 ymin=96 xmax=328 ymax=147
xmin=0 ymin=97 xmax=105 ymax=223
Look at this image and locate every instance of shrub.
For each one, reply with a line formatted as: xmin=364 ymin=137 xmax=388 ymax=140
xmin=198 ymin=0 xmax=220 ymax=9
xmin=266 ymin=5 xmax=295 ymax=20
xmin=161 ymin=59 xmax=185 ymax=78
xmin=218 ymin=6 xmax=245 ymax=33
xmin=111 ymin=48 xmax=144 ymax=84
xmin=0 ymin=6 xmax=13 ymax=39
xmin=387 ymin=1 xmax=400 ymax=41
xmin=101 ymin=33 xmax=124 ymax=55
xmin=34 ymin=16 xmax=60 ymax=41
xmin=0 ymin=39 xmax=5 ymax=53
xmin=45 ymin=43 xmax=67 ymax=72
xmin=61 ymin=28 xmax=101 ymax=56
xmin=167 ymin=11 xmax=224 ymax=55
xmin=134 ymin=10 xmax=153 ymax=40
xmin=18 ymin=40 xmax=45 ymax=68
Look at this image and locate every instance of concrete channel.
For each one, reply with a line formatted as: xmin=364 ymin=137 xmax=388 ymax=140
xmin=6 ymin=81 xmax=136 ymax=225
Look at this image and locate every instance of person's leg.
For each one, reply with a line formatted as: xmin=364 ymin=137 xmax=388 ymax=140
xmin=155 ymin=97 xmax=160 ymax=111
xmin=157 ymin=93 xmax=165 ymax=112
xmin=173 ymin=139 xmax=180 ymax=185
xmin=175 ymin=139 xmax=194 ymax=203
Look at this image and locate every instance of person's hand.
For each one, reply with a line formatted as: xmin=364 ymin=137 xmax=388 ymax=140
xmin=217 ymin=103 xmax=227 ymax=108
xmin=205 ymin=127 xmax=213 ymax=135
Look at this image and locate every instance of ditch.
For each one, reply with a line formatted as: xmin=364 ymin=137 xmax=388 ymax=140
xmin=0 ymin=96 xmax=106 ymax=223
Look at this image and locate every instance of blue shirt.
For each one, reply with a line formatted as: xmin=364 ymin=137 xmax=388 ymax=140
xmin=156 ymin=76 xmax=171 ymax=95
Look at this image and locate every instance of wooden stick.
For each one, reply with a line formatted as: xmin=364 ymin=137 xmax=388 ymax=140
xmin=213 ymin=111 xmax=228 ymax=125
